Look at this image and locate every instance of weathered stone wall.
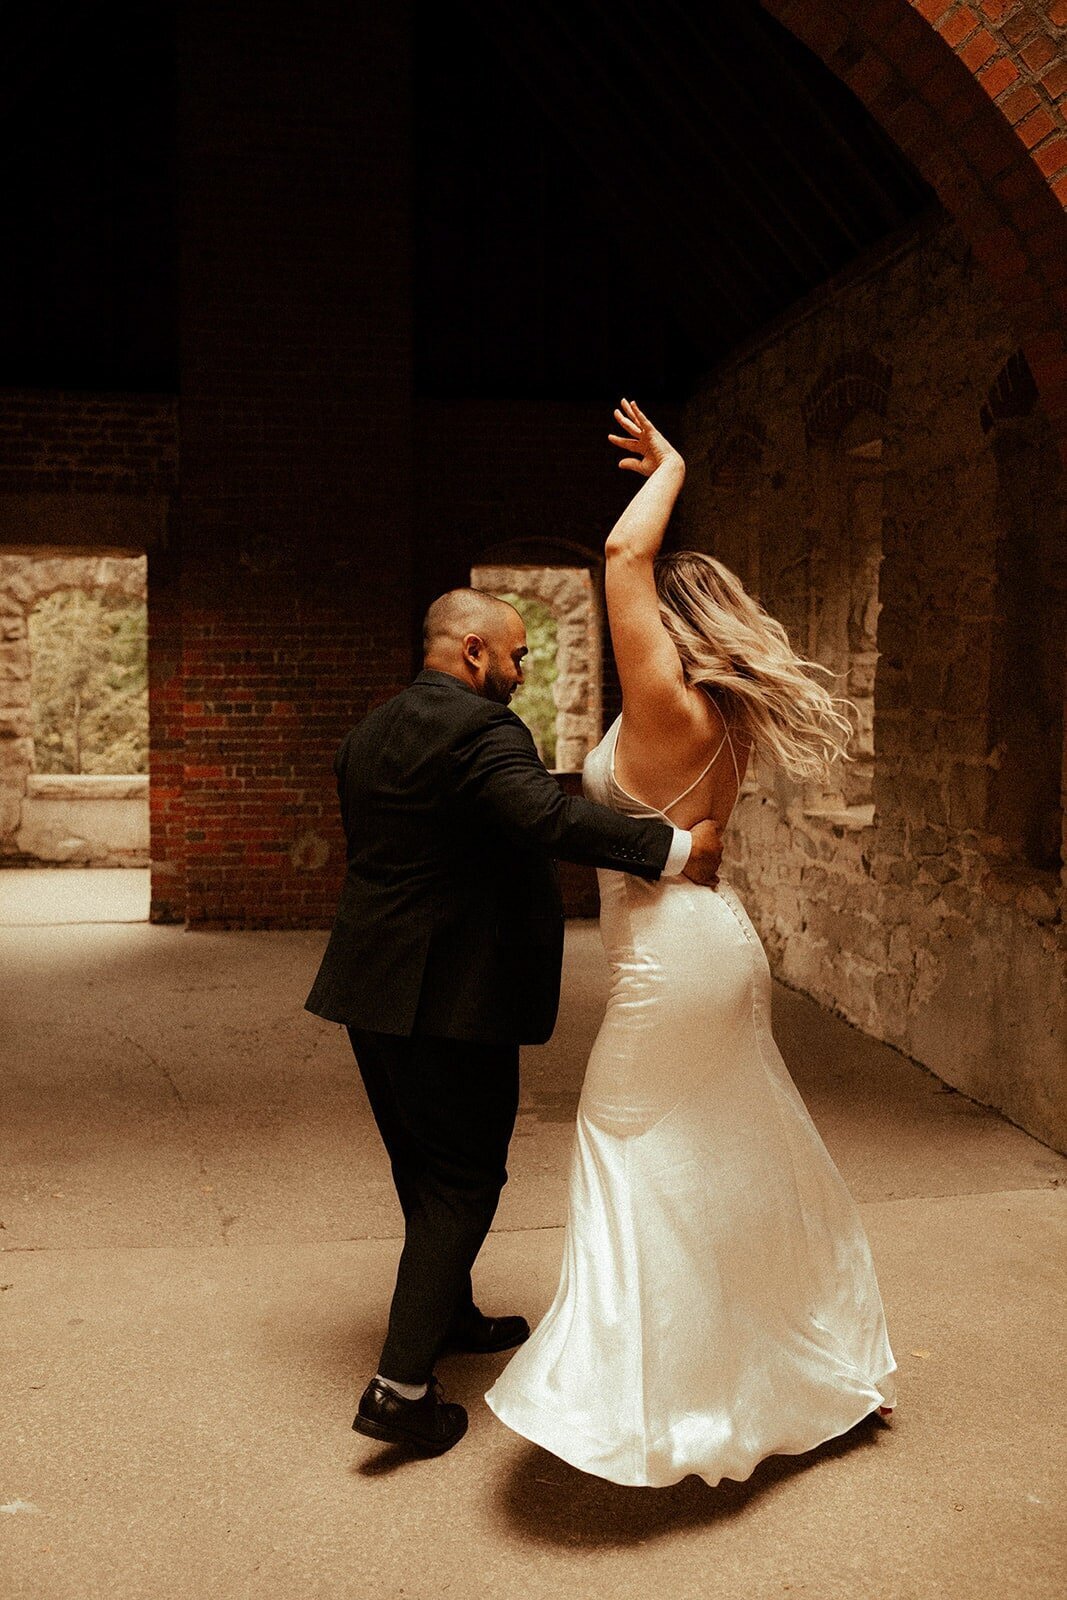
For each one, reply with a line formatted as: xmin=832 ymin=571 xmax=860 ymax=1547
xmin=0 ymin=554 xmax=148 ymax=861
xmin=677 ymin=217 xmax=1066 ymax=1151
xmin=471 ymin=563 xmax=602 ymax=771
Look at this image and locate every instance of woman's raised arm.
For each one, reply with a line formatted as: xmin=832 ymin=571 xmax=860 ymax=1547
xmin=604 ymin=399 xmax=690 ymax=729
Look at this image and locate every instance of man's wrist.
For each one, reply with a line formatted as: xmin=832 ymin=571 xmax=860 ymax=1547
xmin=661 ymin=827 xmax=692 ymax=877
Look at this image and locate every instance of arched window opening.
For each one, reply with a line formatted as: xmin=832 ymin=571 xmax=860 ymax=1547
xmin=470 ymin=562 xmax=602 ymax=771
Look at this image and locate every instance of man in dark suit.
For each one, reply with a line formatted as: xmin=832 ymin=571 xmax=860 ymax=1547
xmin=306 ymin=589 xmax=723 ymax=1454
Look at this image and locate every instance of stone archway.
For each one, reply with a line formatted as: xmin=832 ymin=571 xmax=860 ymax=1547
xmin=471 ymin=563 xmax=602 ymax=771
xmin=0 ymin=553 xmax=148 ymax=861
xmin=759 ymin=0 xmax=1067 ymax=464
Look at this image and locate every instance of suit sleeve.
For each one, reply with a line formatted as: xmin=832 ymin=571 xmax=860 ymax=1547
xmin=333 ymin=731 xmax=352 ymax=836
xmin=451 ymin=710 xmax=673 ymax=880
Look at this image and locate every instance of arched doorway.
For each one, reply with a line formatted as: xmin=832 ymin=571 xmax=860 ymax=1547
xmin=471 ymin=562 xmax=602 ymax=772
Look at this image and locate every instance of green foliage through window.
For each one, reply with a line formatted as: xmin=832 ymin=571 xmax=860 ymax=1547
xmin=28 ymin=590 xmax=149 ymax=774
xmin=498 ymin=592 xmax=559 ymax=767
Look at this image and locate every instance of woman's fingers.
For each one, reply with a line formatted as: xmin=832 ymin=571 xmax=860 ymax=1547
xmin=613 ymin=407 xmax=642 ymax=435
xmin=608 ymin=432 xmax=643 ymax=449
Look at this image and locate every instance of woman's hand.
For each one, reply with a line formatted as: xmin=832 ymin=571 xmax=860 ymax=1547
xmin=608 ymin=397 xmax=684 ymax=479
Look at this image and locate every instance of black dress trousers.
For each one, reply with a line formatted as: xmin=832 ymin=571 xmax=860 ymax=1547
xmin=347 ymin=1027 xmax=521 ymax=1385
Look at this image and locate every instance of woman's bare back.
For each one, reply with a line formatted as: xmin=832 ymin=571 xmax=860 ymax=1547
xmin=613 ymin=688 xmax=751 ymax=833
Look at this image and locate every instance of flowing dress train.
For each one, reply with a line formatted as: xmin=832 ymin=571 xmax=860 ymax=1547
xmin=485 ymin=716 xmax=896 ymax=1488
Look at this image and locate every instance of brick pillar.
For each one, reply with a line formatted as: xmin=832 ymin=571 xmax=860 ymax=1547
xmin=175 ymin=0 xmax=414 ymax=926
xmin=148 ymin=543 xmax=185 ymax=921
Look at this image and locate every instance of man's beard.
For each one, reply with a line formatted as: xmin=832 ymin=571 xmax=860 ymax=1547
xmin=483 ymin=662 xmax=515 ymax=705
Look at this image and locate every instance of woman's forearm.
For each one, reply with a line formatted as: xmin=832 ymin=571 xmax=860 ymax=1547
xmin=604 ymin=455 xmax=685 ymax=562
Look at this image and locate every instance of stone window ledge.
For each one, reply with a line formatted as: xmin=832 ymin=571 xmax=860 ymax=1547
xmin=27 ymin=774 xmax=148 ymax=801
xmin=802 ymin=803 xmax=875 ymax=832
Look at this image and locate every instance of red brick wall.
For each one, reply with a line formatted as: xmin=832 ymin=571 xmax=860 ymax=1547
xmin=0 ymin=391 xmax=176 ymax=492
xmin=0 ymin=390 xmax=181 ymax=906
xmin=169 ymin=0 xmax=415 ymax=927
xmin=147 ymin=547 xmax=185 ymax=922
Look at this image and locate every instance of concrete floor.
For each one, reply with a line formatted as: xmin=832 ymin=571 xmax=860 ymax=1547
xmin=1 ymin=870 xmax=1065 ymax=1599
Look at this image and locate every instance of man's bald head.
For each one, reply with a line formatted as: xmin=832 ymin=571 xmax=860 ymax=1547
xmin=422 ymin=588 xmax=528 ymax=705
xmin=422 ymin=589 xmax=519 ymax=656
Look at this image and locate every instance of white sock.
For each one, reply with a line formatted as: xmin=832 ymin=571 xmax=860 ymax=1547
xmin=376 ymin=1373 xmax=428 ymax=1401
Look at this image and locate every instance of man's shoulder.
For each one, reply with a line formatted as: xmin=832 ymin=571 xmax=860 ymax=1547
xmin=408 ymin=674 xmax=531 ymax=738
xmin=341 ymin=675 xmax=526 ymax=751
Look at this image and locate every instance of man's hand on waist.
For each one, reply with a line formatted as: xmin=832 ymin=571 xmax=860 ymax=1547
xmin=681 ymin=819 xmax=724 ymax=888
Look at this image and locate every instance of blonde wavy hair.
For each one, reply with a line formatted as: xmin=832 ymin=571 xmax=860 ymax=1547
xmin=653 ymin=550 xmax=855 ymax=783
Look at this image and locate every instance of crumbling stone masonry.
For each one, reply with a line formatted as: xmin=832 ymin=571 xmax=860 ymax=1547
xmin=678 ymin=218 xmax=1066 ymax=1151
xmin=0 ymin=554 xmax=148 ymax=863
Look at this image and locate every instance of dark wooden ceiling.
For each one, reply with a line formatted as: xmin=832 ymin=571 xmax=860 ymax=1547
xmin=0 ymin=1 xmax=176 ymax=391
xmin=0 ymin=1 xmax=935 ymax=398
xmin=415 ymin=0 xmax=936 ymax=400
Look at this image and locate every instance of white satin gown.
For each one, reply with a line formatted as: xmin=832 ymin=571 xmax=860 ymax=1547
xmin=486 ymin=715 xmax=896 ymax=1488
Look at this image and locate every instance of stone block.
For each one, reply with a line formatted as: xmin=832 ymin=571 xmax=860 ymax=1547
xmin=1017 ymin=879 xmax=1060 ymax=924
xmin=0 ymin=707 xmax=32 ymax=739
xmin=15 ymin=784 xmax=150 ymax=863
xmin=947 ymin=765 xmax=988 ymax=831
xmin=3 ymin=573 xmax=36 ymax=607
xmin=910 ymin=659 xmax=947 ymax=707
xmin=0 ymin=651 xmax=30 ymax=683
xmin=911 ymin=825 xmax=947 ymax=856
xmin=553 ymin=678 xmax=588 ymax=715
xmin=5 ymin=736 xmax=35 ymax=768
xmin=939 ymin=882 xmax=976 ymax=916
xmin=0 ymin=787 xmax=23 ymax=839
xmin=873 ymin=972 xmax=906 ymax=1019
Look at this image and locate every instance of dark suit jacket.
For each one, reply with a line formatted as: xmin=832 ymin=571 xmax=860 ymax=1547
xmin=304 ymin=668 xmax=674 ymax=1044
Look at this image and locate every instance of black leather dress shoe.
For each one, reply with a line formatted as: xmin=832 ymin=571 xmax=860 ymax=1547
xmin=352 ymin=1376 xmax=467 ymax=1455
xmin=440 ymin=1314 xmax=531 ymax=1355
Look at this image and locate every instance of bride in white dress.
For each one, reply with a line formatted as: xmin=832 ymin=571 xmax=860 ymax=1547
xmin=486 ymin=399 xmax=896 ymax=1488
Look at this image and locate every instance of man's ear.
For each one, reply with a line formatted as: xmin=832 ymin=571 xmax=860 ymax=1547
xmin=463 ymin=632 xmax=485 ymax=665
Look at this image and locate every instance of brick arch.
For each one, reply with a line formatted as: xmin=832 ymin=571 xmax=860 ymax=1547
xmin=759 ymin=0 xmax=1067 ymax=460
xmin=803 ymin=351 xmax=893 ymax=446
xmin=702 ymin=416 xmax=767 ymax=489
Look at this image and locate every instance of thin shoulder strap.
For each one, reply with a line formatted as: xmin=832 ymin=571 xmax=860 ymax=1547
xmin=661 ymin=730 xmax=729 ymax=814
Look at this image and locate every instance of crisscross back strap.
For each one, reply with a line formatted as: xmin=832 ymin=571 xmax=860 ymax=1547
xmin=661 ymin=730 xmax=729 ymax=816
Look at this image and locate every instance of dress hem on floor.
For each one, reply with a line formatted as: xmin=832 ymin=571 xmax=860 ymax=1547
xmin=485 ymin=1368 xmax=898 ymax=1490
